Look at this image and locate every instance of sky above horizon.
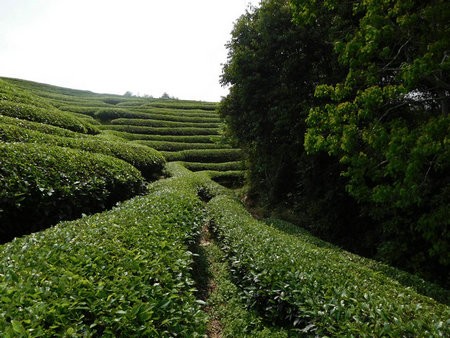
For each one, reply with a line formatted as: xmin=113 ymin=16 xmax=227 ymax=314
xmin=0 ymin=0 xmax=259 ymax=102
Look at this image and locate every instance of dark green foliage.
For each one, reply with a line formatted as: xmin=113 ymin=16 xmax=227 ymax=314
xmin=0 ymin=122 xmax=165 ymax=179
xmin=0 ymin=115 xmax=84 ymax=138
xmin=181 ymin=161 xmax=245 ymax=172
xmin=102 ymin=124 xmax=220 ymax=136
xmin=0 ymin=175 xmax=207 ymax=336
xmin=222 ymin=0 xmax=449 ymax=285
xmin=163 ymin=149 xmax=243 ymax=163
xmin=0 ymin=100 xmax=98 ymax=134
xmin=207 ymin=195 xmax=450 ymax=336
xmin=134 ymin=140 xmax=230 ymax=151
xmin=111 ymin=117 xmax=220 ymax=129
xmin=291 ymin=0 xmax=450 ymax=284
xmin=0 ymin=142 xmax=146 ymax=242
xmin=108 ymin=131 xmax=217 ymax=143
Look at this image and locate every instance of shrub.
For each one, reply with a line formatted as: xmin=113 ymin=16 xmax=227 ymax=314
xmin=0 ymin=78 xmax=52 ymax=108
xmin=207 ymin=195 xmax=450 ymax=336
xmin=0 ymin=175 xmax=207 ymax=336
xmin=0 ymin=115 xmax=84 ymax=138
xmin=181 ymin=161 xmax=245 ymax=172
xmin=134 ymin=140 xmax=229 ymax=151
xmin=163 ymin=149 xmax=243 ymax=163
xmin=111 ymin=118 xmax=219 ymax=129
xmin=109 ymin=131 xmax=217 ymax=143
xmin=0 ymin=123 xmax=165 ymax=179
xmin=0 ymin=142 xmax=146 ymax=242
xmin=102 ymin=124 xmax=219 ymax=136
xmin=0 ymin=100 xmax=98 ymax=134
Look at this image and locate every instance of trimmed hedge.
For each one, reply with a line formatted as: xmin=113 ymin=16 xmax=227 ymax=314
xmin=107 ymin=131 xmax=218 ymax=143
xmin=0 ymin=79 xmax=52 ymax=109
xmin=181 ymin=161 xmax=245 ymax=172
xmin=133 ymin=140 xmax=229 ymax=151
xmin=0 ymin=123 xmax=165 ymax=179
xmin=111 ymin=118 xmax=219 ymax=129
xmin=207 ymin=195 xmax=450 ymax=336
xmin=0 ymin=142 xmax=146 ymax=242
xmin=140 ymin=101 xmax=217 ymax=111
xmin=0 ymin=115 xmax=84 ymax=138
xmin=0 ymin=100 xmax=98 ymax=134
xmin=0 ymin=175 xmax=207 ymax=336
xmin=101 ymin=124 xmax=219 ymax=136
xmin=132 ymin=111 xmax=221 ymax=123
xmin=163 ymin=149 xmax=243 ymax=163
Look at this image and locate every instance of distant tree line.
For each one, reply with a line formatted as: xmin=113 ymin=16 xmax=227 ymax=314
xmin=220 ymin=0 xmax=449 ymax=286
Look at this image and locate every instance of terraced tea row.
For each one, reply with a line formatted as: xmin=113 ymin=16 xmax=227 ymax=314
xmin=3 ymin=77 xmax=245 ymax=185
xmin=2 ymin=162 xmax=447 ymax=336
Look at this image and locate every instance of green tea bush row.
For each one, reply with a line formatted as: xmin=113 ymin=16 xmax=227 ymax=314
xmin=133 ymin=111 xmax=221 ymax=123
xmin=0 ymin=123 xmax=165 ymax=179
xmin=163 ymin=149 xmax=243 ymax=163
xmin=0 ymin=115 xmax=84 ymax=138
xmin=206 ymin=196 xmax=450 ymax=336
xmin=111 ymin=118 xmax=220 ymax=129
xmin=0 ymin=142 xmax=146 ymax=242
xmin=107 ymin=131 xmax=218 ymax=143
xmin=0 ymin=100 xmax=98 ymax=134
xmin=102 ymin=124 xmax=219 ymax=136
xmin=0 ymin=79 xmax=52 ymax=109
xmin=0 ymin=175 xmax=207 ymax=336
xmin=134 ymin=140 xmax=229 ymax=151
xmin=203 ymin=170 xmax=246 ymax=189
xmin=140 ymin=101 xmax=217 ymax=111
xmin=181 ymin=160 xmax=245 ymax=172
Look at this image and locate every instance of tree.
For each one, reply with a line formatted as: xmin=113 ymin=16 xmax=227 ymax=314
xmin=220 ymin=0 xmax=368 ymax=248
xmin=292 ymin=0 xmax=450 ymax=284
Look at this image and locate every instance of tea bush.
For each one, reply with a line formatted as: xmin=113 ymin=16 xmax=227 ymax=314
xmin=0 ymin=142 xmax=146 ymax=242
xmin=0 ymin=123 xmax=165 ymax=179
xmin=0 ymin=115 xmax=83 ymax=138
xmin=163 ymin=149 xmax=243 ymax=163
xmin=111 ymin=118 xmax=219 ymax=129
xmin=102 ymin=124 xmax=219 ymax=135
xmin=0 ymin=100 xmax=98 ymax=134
xmin=134 ymin=140 xmax=229 ymax=151
xmin=0 ymin=175 xmax=207 ymax=336
xmin=111 ymin=131 xmax=217 ymax=143
xmin=207 ymin=195 xmax=450 ymax=336
xmin=181 ymin=161 xmax=245 ymax=172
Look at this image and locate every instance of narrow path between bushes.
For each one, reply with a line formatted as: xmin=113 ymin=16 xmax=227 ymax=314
xmin=192 ymin=224 xmax=223 ymax=337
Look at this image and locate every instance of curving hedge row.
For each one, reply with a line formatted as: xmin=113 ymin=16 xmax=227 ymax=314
xmin=0 ymin=115 xmax=84 ymax=138
xmin=0 ymin=174 xmax=207 ymax=336
xmin=107 ymin=131 xmax=218 ymax=143
xmin=0 ymin=79 xmax=52 ymax=109
xmin=180 ymin=160 xmax=245 ymax=172
xmin=0 ymin=123 xmax=165 ymax=179
xmin=162 ymin=149 xmax=243 ymax=163
xmin=0 ymin=142 xmax=146 ymax=242
xmin=0 ymin=100 xmax=98 ymax=134
xmin=133 ymin=140 xmax=230 ymax=151
xmin=102 ymin=124 xmax=219 ymax=136
xmin=111 ymin=118 xmax=220 ymax=129
xmin=207 ymin=195 xmax=450 ymax=336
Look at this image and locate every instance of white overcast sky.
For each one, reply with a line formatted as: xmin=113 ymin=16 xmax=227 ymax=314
xmin=0 ymin=0 xmax=260 ymax=102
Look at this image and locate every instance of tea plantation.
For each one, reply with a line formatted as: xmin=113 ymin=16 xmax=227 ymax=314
xmin=0 ymin=77 xmax=448 ymax=336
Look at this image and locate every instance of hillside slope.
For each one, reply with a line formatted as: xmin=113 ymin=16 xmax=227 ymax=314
xmin=1 ymin=78 xmax=448 ymax=337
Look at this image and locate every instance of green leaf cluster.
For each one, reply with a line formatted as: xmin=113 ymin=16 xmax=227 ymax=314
xmin=0 ymin=142 xmax=146 ymax=242
xmin=0 ymin=100 xmax=98 ymax=135
xmin=207 ymin=195 xmax=450 ymax=336
xmin=0 ymin=121 xmax=165 ymax=180
xmin=0 ymin=174 xmax=207 ymax=336
xmin=221 ymin=0 xmax=449 ymax=285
